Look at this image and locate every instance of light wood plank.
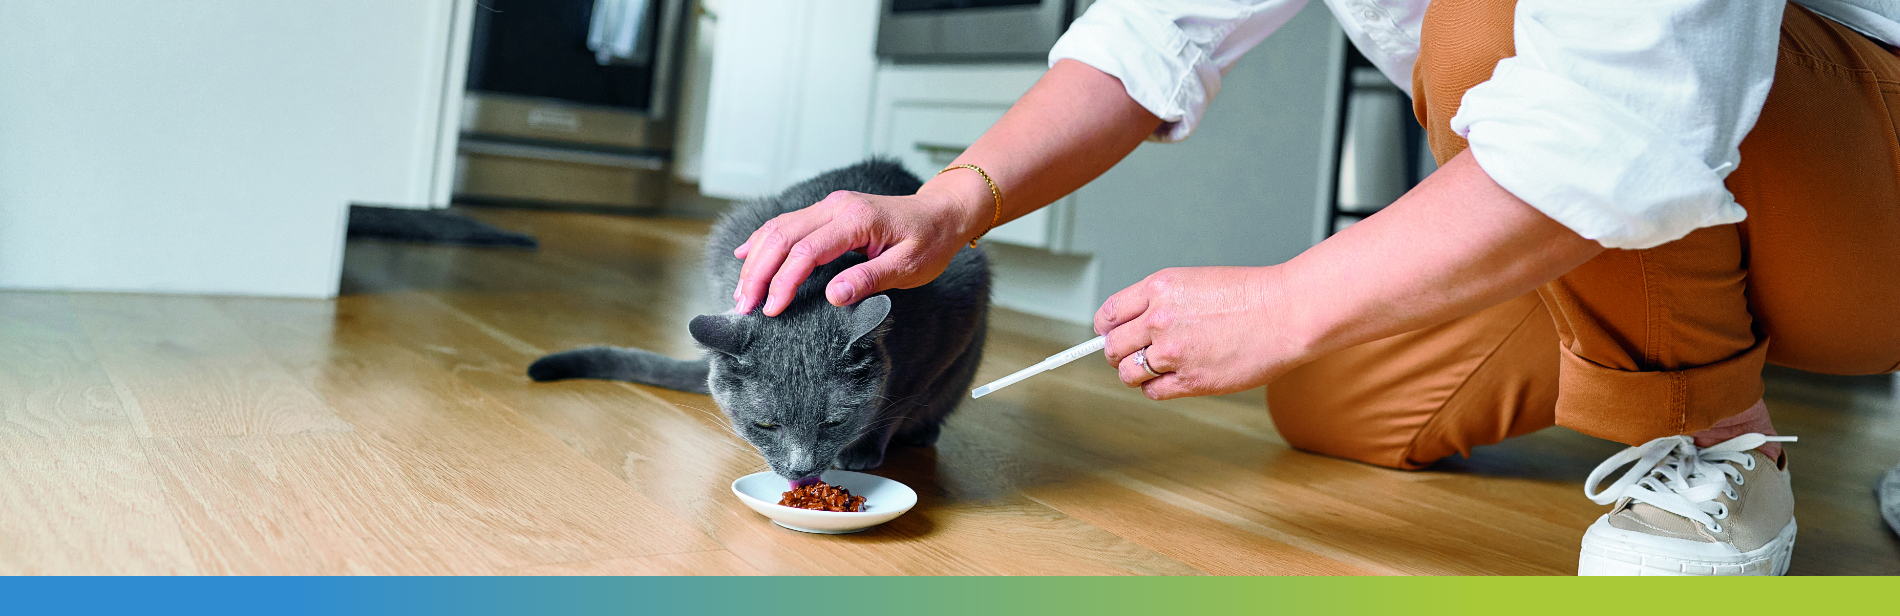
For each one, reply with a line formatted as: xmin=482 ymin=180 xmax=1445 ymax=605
xmin=70 ymin=294 xmax=350 ymax=438
xmin=197 ymin=298 xmax=726 ymax=573
xmin=0 ymin=293 xmax=198 ymax=574
xmin=145 ymin=433 xmax=496 ymax=575
xmin=1020 ymin=473 xmax=1378 ymax=575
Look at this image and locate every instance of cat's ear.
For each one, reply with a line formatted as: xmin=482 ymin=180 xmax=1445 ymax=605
xmin=845 ymin=295 xmax=892 ymax=349
xmin=689 ymin=314 xmax=747 ymax=356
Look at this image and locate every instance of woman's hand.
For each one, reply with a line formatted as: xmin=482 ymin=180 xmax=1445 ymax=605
xmin=727 ymin=61 xmax=1160 ymax=316
xmin=1091 ymin=151 xmax=1606 ymax=401
xmin=732 ymin=182 xmax=986 ymax=316
xmin=1095 ymin=266 xmax=1310 ymax=400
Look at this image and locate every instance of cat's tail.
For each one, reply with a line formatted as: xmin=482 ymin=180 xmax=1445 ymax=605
xmin=527 ymin=347 xmax=711 ymax=395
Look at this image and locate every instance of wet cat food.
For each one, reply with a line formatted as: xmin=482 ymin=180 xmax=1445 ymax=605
xmin=779 ymin=482 xmax=867 ymax=512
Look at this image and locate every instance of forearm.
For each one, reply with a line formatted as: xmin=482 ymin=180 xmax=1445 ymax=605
xmin=925 ymin=59 xmax=1162 ymax=237
xmin=1269 ymin=150 xmax=1605 ymax=362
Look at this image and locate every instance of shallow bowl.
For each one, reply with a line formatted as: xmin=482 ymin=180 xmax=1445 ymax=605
xmin=730 ymin=470 xmax=917 ymax=534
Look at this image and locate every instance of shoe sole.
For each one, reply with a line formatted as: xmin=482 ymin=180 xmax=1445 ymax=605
xmin=1577 ymin=517 xmax=1796 ymax=576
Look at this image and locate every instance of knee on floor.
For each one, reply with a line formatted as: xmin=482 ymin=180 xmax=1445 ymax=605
xmin=1267 ymin=403 xmax=1436 ymax=471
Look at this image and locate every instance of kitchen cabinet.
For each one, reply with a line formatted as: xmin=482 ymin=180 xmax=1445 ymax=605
xmin=696 ymin=0 xmax=881 ymax=200
xmin=869 ymin=65 xmax=1077 ymax=253
xmin=866 ymin=63 xmax=1099 ymax=324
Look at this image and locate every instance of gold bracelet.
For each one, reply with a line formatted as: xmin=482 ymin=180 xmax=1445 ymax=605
xmin=937 ymin=163 xmax=1002 ymax=248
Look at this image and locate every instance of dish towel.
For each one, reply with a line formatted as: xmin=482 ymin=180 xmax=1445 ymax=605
xmin=587 ymin=0 xmax=652 ymax=66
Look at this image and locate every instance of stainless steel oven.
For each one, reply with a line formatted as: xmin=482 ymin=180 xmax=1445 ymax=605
xmin=455 ymin=0 xmax=687 ymax=211
xmin=876 ymin=0 xmax=1093 ymax=62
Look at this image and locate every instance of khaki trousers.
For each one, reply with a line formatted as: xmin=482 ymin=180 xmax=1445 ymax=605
xmin=1267 ymin=2 xmax=1900 ymax=469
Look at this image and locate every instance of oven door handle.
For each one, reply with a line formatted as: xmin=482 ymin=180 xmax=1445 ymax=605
xmin=646 ymin=0 xmax=690 ymax=122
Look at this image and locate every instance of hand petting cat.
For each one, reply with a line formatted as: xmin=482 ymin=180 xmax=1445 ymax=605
xmin=731 ymin=184 xmax=987 ymax=318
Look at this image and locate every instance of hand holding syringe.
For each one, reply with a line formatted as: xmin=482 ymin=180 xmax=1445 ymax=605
xmin=970 ymin=336 xmax=1106 ymax=399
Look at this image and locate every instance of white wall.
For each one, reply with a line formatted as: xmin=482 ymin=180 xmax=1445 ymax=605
xmin=696 ymin=0 xmax=880 ymax=199
xmin=0 ymin=0 xmax=470 ymax=298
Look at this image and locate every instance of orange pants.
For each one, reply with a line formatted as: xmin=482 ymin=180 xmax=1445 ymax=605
xmin=1267 ymin=2 xmax=1900 ymax=469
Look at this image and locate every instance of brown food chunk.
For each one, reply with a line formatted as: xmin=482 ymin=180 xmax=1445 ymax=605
xmin=778 ymin=481 xmax=867 ymax=512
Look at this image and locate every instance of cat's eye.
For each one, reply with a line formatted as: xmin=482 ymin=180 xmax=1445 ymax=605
xmin=754 ymin=421 xmax=778 ymax=429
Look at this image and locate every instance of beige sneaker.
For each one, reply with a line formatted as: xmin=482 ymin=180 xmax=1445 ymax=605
xmin=1578 ymin=434 xmax=1798 ymax=576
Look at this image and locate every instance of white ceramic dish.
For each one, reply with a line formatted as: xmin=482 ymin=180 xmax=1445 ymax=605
xmin=730 ymin=470 xmax=917 ymax=534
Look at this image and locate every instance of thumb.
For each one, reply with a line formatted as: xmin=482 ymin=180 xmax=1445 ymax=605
xmin=827 ymin=250 xmax=915 ymax=306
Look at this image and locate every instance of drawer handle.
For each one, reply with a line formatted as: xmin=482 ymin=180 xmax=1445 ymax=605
xmin=459 ymin=137 xmax=667 ymax=171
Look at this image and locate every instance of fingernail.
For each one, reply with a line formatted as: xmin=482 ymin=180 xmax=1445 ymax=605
xmin=829 ymin=281 xmax=855 ymax=305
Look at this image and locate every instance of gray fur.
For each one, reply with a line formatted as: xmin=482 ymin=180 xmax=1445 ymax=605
xmin=528 ymin=346 xmax=710 ymax=394
xmin=528 ymin=159 xmax=990 ymax=481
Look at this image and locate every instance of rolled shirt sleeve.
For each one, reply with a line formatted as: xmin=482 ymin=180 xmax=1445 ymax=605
xmin=1050 ymin=0 xmax=1312 ymax=142
xmin=1450 ymin=0 xmax=1787 ymax=249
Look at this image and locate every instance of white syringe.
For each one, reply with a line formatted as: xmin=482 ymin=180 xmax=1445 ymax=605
xmin=970 ymin=335 xmax=1106 ymax=399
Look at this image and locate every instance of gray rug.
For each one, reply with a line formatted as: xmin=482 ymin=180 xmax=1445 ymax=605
xmin=347 ymin=205 xmax=538 ymax=248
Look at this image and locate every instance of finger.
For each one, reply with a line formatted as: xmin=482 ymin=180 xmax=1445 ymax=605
xmin=734 ymin=239 xmax=751 ymax=260
xmin=1116 ymin=353 xmax=1162 ymax=387
xmin=1101 ymin=314 xmax=1151 ymax=368
xmin=763 ymin=223 xmax=870 ymax=316
xmin=826 ymin=244 xmax=923 ymax=306
xmin=1093 ymin=284 xmax=1153 ymax=337
xmin=734 ymin=211 xmax=833 ymax=314
xmin=1140 ymin=373 xmax=1192 ymax=400
xmin=1140 ymin=342 xmax=1175 ymax=375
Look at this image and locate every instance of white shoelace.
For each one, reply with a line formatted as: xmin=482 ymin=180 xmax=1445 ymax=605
xmin=1584 ymin=433 xmax=1798 ymax=533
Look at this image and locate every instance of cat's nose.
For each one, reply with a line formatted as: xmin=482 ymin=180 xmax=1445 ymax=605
xmin=779 ymin=470 xmax=824 ymax=487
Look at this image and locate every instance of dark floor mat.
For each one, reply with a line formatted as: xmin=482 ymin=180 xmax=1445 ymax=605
xmin=346 ymin=205 xmax=538 ymax=248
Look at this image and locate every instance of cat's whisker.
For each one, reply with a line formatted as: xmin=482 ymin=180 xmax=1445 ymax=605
xmin=849 ymin=414 xmax=916 ymax=441
xmin=860 ymin=412 xmax=910 ymax=429
xmin=872 ymin=393 xmax=919 ymax=406
xmin=670 ymin=402 xmax=755 ymax=451
xmin=671 ymin=401 xmax=736 ymax=432
xmin=846 ymin=395 xmax=926 ymax=440
xmin=700 ymin=433 xmax=756 ymax=455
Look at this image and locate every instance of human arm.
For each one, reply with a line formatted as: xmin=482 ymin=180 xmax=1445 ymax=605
xmin=733 ymin=0 xmax=1311 ymax=316
xmin=730 ymin=59 xmax=1159 ymax=316
xmin=1095 ymin=149 xmax=1604 ymax=399
xmin=1095 ymin=0 xmax=1788 ymax=397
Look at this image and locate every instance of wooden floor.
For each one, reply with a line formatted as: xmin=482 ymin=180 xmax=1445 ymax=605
xmin=5 ymin=206 xmax=1898 ymax=575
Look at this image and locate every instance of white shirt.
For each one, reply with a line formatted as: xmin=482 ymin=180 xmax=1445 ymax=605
xmin=1051 ymin=0 xmax=1900 ymax=249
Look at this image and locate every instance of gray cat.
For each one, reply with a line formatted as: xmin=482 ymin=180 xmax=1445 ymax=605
xmin=528 ymin=159 xmax=990 ymax=483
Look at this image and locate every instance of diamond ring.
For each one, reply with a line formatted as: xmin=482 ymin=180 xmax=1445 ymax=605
xmin=1133 ymin=347 xmax=1161 ymax=378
